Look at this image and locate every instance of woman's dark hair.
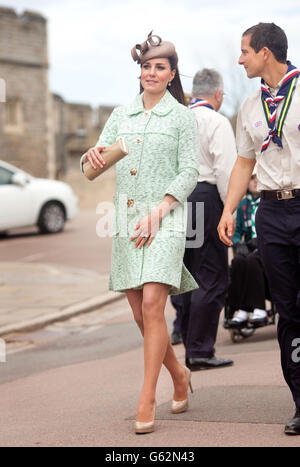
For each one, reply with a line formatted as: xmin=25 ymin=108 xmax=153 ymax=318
xmin=243 ymin=22 xmax=288 ymax=64
xmin=139 ymin=56 xmax=186 ymax=106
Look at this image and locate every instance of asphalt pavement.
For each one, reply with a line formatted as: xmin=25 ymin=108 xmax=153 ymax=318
xmin=0 ymin=210 xmax=122 ymax=337
xmin=0 ymin=260 xmax=123 ymax=336
xmin=0 ymin=304 xmax=298 ymax=447
xmin=0 ymin=212 xmax=299 ymax=447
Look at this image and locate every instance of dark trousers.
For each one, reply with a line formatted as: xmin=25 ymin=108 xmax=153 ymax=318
xmin=177 ymin=182 xmax=228 ymax=359
xmin=227 ymin=251 xmax=266 ymax=311
xmin=171 ymin=295 xmax=183 ymax=334
xmin=255 ymin=197 xmax=300 ymax=408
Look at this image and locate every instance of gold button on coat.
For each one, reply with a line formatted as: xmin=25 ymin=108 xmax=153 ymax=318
xmin=127 ymin=199 xmax=134 ymax=208
xmin=136 ymin=137 xmax=142 ymax=144
xmin=130 ymin=168 xmax=137 ymax=176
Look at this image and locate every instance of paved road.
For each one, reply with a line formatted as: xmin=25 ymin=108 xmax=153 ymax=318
xmin=0 ymin=211 xmax=112 ymax=274
xmin=0 ymin=212 xmax=299 ymax=447
xmin=2 ymin=297 xmax=139 ymax=384
xmin=1 ymin=294 xmax=298 ymax=447
xmin=0 ymin=211 xmax=118 ymax=335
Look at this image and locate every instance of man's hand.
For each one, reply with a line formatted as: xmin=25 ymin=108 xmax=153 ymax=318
xmin=217 ymin=156 xmax=256 ymax=246
xmin=217 ymin=211 xmax=236 ymax=247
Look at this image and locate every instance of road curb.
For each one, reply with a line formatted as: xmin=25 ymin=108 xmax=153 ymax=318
xmin=0 ymin=292 xmax=125 ymax=337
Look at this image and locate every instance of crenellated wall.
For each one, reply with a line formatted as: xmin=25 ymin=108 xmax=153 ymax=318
xmin=0 ymin=7 xmax=53 ymax=178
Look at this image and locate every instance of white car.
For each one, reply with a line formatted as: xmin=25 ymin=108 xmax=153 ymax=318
xmin=0 ymin=160 xmax=79 ymax=235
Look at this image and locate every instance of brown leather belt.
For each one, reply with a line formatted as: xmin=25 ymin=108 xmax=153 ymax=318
xmin=260 ymin=189 xmax=300 ymax=200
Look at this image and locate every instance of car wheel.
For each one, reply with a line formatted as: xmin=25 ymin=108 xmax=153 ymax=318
xmin=38 ymin=202 xmax=65 ymax=234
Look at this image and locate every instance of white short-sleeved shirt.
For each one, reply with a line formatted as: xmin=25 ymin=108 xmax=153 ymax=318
xmin=236 ymin=77 xmax=300 ymax=191
xmin=192 ymin=106 xmax=237 ymax=204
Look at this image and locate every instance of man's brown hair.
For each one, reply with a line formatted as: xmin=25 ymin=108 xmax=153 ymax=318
xmin=243 ymin=22 xmax=288 ymax=64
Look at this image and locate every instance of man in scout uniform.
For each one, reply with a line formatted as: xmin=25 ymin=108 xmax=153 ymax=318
xmin=218 ymin=22 xmax=300 ymax=435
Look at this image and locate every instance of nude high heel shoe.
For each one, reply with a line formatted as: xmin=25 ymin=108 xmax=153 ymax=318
xmin=171 ymin=366 xmax=194 ymax=414
xmin=134 ymin=402 xmax=156 ymax=434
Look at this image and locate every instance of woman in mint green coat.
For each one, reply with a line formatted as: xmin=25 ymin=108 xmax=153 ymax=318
xmin=80 ymin=33 xmax=199 ymax=433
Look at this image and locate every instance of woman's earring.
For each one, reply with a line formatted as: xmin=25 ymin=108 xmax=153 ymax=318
xmin=168 ymin=81 xmax=172 ymax=87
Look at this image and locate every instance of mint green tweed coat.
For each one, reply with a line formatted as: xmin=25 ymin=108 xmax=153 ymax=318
xmin=80 ymin=90 xmax=200 ymax=295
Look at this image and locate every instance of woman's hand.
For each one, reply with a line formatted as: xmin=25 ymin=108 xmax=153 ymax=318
xmin=130 ymin=195 xmax=178 ymax=249
xmin=130 ymin=208 xmax=162 ymax=249
xmin=83 ymin=146 xmax=106 ymax=169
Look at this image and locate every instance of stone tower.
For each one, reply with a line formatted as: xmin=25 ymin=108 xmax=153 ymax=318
xmin=0 ymin=7 xmax=55 ymax=178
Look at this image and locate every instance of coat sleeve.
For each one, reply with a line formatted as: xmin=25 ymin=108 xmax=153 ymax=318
xmin=164 ymin=110 xmax=200 ymax=204
xmin=79 ymin=107 xmax=120 ymax=175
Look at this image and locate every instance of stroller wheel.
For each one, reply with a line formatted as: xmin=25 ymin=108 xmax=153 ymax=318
xmin=229 ymin=327 xmax=255 ymax=343
xmin=240 ymin=327 xmax=255 ymax=338
xmin=230 ymin=329 xmax=241 ymax=343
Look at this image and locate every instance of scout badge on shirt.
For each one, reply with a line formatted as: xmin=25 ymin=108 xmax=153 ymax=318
xmin=260 ymin=61 xmax=300 ymax=152
xmin=83 ymin=138 xmax=129 ymax=181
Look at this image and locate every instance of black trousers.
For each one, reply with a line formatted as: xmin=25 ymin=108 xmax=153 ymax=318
xmin=255 ymin=197 xmax=300 ymax=408
xmin=171 ymin=295 xmax=183 ymax=335
xmin=176 ymin=182 xmax=228 ymax=359
xmin=227 ymin=251 xmax=266 ymax=312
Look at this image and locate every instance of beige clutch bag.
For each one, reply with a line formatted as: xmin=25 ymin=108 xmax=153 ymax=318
xmin=83 ymin=137 xmax=129 ymax=181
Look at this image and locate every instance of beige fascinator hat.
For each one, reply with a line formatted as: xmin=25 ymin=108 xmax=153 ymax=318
xmin=131 ymin=31 xmax=178 ymax=66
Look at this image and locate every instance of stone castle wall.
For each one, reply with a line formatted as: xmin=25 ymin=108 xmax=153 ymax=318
xmin=0 ymin=7 xmax=53 ymax=178
xmin=0 ymin=6 xmax=115 ymax=180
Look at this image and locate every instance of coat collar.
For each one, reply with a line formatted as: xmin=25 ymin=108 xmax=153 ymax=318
xmin=126 ymin=90 xmax=177 ymax=116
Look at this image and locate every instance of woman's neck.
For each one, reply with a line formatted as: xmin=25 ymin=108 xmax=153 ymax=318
xmin=143 ymin=90 xmax=167 ymax=110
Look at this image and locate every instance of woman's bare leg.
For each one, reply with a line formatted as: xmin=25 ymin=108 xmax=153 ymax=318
xmin=126 ymin=288 xmax=187 ymax=400
xmin=137 ymin=282 xmax=169 ymax=422
xmin=126 ymin=285 xmax=188 ymax=422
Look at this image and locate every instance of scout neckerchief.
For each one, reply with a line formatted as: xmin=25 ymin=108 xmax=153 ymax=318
xmin=246 ymin=193 xmax=260 ymax=238
xmin=189 ymin=98 xmax=214 ymax=110
xmin=261 ymin=61 xmax=300 ymax=152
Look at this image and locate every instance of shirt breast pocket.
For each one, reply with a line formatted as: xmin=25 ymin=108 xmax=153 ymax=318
xmin=284 ymin=111 xmax=300 ymax=150
xmin=247 ymin=119 xmax=267 ymax=149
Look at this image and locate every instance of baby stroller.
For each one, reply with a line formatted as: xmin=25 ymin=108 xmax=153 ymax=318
xmin=223 ymin=243 xmax=276 ymax=343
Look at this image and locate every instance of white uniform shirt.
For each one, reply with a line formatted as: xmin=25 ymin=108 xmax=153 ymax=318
xmin=236 ymin=77 xmax=300 ymax=191
xmin=192 ymin=106 xmax=237 ymax=204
